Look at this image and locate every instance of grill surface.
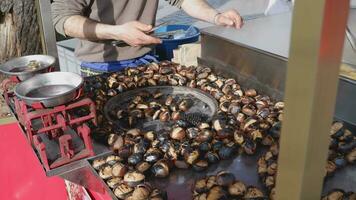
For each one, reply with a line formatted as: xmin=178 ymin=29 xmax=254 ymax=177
xmin=104 ymin=86 xmax=218 ymax=132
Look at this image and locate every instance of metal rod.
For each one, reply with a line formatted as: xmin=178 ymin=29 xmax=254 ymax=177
xmin=346 ymin=26 xmax=356 ymax=51
xmin=275 ymin=0 xmax=350 ymax=199
xmin=35 ymin=0 xmax=59 ymax=68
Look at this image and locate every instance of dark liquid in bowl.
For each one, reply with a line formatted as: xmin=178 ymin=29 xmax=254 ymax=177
xmin=10 ymin=66 xmax=35 ymax=73
xmin=26 ymin=85 xmax=75 ymax=98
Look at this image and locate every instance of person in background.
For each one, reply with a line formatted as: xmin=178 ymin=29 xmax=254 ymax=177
xmin=52 ymin=0 xmax=243 ymax=76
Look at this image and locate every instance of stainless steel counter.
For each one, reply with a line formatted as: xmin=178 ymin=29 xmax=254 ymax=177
xmin=202 ymin=9 xmax=356 ymax=66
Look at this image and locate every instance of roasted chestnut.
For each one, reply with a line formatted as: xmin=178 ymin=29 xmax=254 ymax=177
xmin=194 ymin=178 xmax=208 ymax=194
xmin=205 ymin=151 xmax=220 ymax=164
xmin=170 ymin=127 xmax=186 ymax=141
xmin=131 ymin=183 xmax=152 ymax=200
xmin=144 ymin=149 xmax=162 ymax=163
xmin=151 ymin=160 xmax=170 ymax=178
xmin=107 ymin=177 xmax=122 ymax=189
xmin=322 ymin=189 xmax=345 ymax=200
xmin=185 ymin=150 xmax=200 ymax=165
xmin=218 ymin=145 xmax=235 ymax=160
xmin=346 ymin=148 xmax=356 ymax=163
xmin=112 ymin=162 xmax=128 ymax=177
xmin=135 ymin=161 xmax=151 ymax=173
xmin=92 ymin=158 xmax=106 ymax=170
xmin=228 ymin=181 xmax=246 ymax=197
xmin=128 ymin=153 xmax=143 ymax=166
xmin=99 ymin=165 xmax=113 ymax=179
xmin=216 ymin=171 xmax=235 ymax=186
xmin=207 ymin=186 xmax=228 ymax=200
xmin=114 ymin=183 xmax=134 ymax=199
xmin=244 ymin=186 xmax=265 ymax=199
xmin=193 ymin=160 xmax=209 ymax=171
xmin=123 ymin=171 xmax=145 ymax=187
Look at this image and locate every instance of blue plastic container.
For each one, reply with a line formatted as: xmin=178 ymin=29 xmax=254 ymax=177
xmin=154 ymin=25 xmax=200 ymax=61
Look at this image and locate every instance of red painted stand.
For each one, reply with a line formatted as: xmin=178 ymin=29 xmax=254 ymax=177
xmin=0 ymin=123 xmax=68 ymax=200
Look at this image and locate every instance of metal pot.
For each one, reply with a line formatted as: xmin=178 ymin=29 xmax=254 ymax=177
xmin=14 ymin=72 xmax=83 ymax=107
xmin=0 ymin=55 xmax=55 ymax=81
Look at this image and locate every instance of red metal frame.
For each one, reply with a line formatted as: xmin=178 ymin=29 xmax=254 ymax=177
xmin=14 ymin=97 xmax=97 ymax=171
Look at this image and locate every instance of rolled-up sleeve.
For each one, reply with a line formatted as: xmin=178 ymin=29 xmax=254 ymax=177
xmin=166 ymin=0 xmax=185 ymax=8
xmin=51 ymin=0 xmax=90 ymax=36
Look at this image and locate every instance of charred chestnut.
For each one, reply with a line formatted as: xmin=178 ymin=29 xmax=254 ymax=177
xmin=151 ymin=160 xmax=170 ymax=178
xmin=128 ymin=153 xmax=143 ymax=166
xmin=205 ymin=151 xmax=220 ymax=164
xmin=216 ymin=171 xmax=235 ymax=186
xmin=144 ymin=149 xmax=162 ymax=164
xmin=218 ymin=145 xmax=235 ymax=160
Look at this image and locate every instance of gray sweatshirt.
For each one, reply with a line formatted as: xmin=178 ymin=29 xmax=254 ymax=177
xmin=52 ymin=0 xmax=183 ymax=62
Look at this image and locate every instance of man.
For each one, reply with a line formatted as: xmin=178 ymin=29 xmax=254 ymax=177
xmin=52 ymin=0 xmax=243 ymax=76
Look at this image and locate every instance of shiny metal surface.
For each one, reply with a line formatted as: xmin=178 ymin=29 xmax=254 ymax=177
xmin=104 ymin=86 xmax=218 ymax=131
xmin=200 ymin=12 xmax=356 ymax=125
xmin=14 ymin=72 xmax=83 ymax=107
xmin=201 ymin=9 xmax=356 ymax=67
xmin=344 ymin=9 xmax=356 ymax=64
xmin=85 ymin=150 xmax=267 ymax=200
xmin=55 ymin=152 xmax=112 ymax=194
xmin=346 ymin=26 xmax=356 ymax=51
xmin=0 ymin=55 xmax=55 ymax=81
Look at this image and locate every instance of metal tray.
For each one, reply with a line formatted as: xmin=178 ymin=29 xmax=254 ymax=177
xmin=14 ymin=72 xmax=83 ymax=107
xmin=0 ymin=55 xmax=55 ymax=81
xmin=104 ymin=86 xmax=219 ymax=131
xmin=87 ymin=148 xmax=267 ymax=200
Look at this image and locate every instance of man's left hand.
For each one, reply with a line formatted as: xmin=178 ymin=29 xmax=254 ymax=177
xmin=215 ymin=9 xmax=243 ymax=29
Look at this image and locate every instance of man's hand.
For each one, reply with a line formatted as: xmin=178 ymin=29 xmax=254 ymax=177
xmin=215 ymin=9 xmax=243 ymax=29
xmin=110 ymin=21 xmax=161 ymax=47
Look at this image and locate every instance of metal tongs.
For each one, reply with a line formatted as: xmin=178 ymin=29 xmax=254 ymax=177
xmin=346 ymin=26 xmax=356 ymax=52
xmin=111 ymin=21 xmax=172 ymax=46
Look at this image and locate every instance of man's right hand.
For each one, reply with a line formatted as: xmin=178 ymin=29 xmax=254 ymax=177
xmin=109 ymin=21 xmax=161 ymax=47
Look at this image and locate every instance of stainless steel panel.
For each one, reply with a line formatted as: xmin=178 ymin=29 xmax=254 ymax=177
xmin=200 ymin=30 xmax=356 ymax=127
xmin=335 ymin=77 xmax=356 ymax=124
xmin=202 ymin=9 xmax=356 ymax=67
